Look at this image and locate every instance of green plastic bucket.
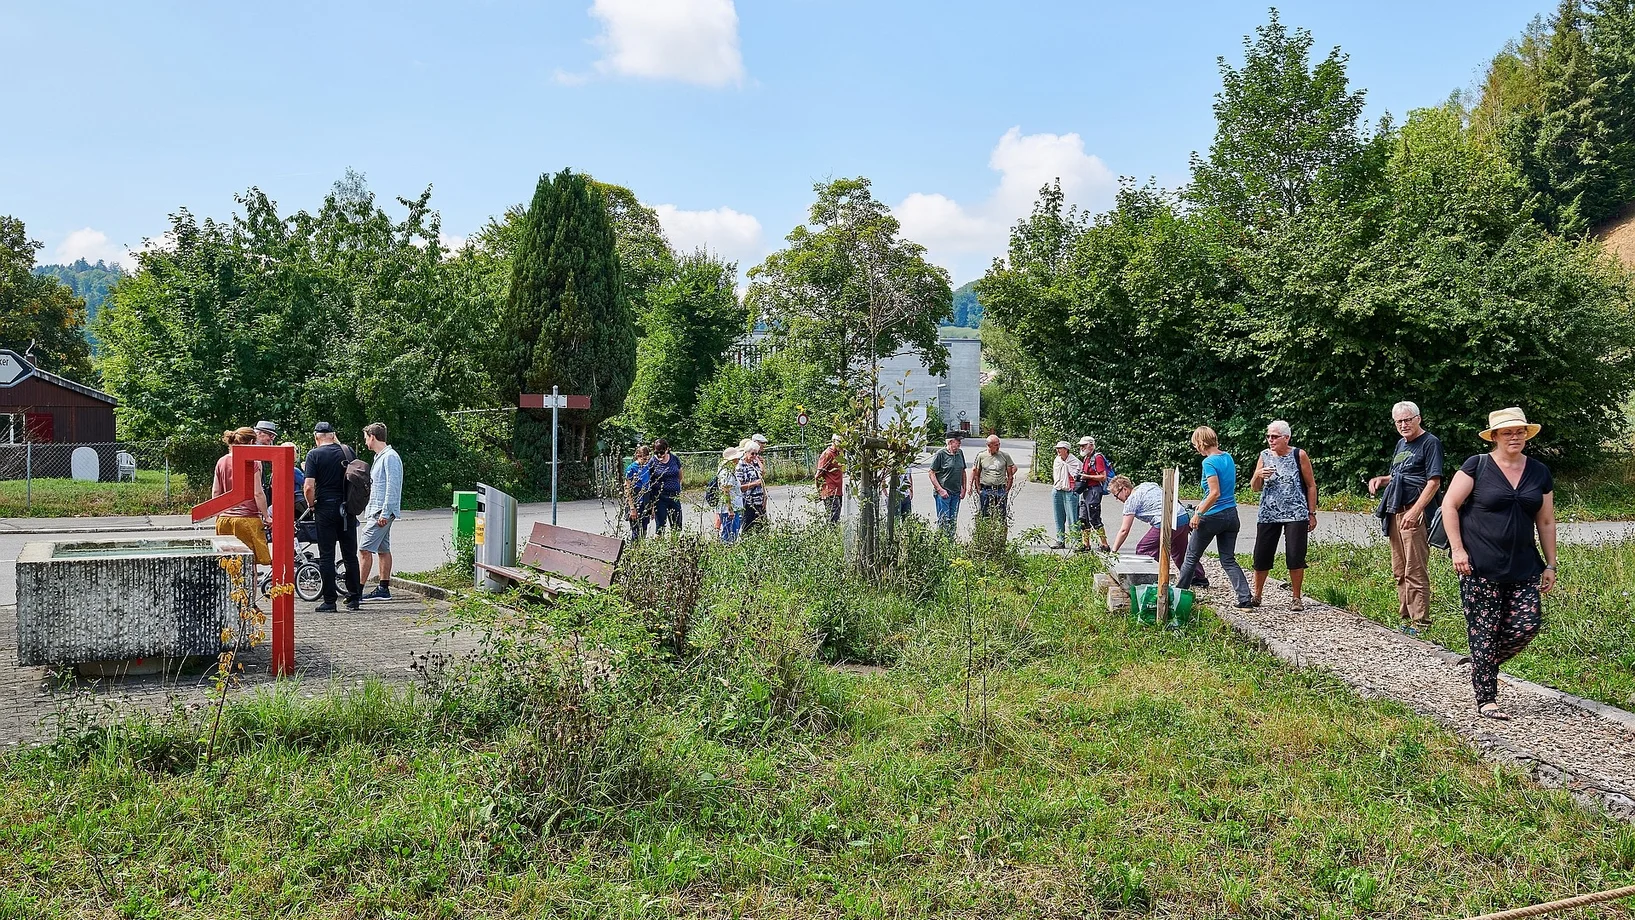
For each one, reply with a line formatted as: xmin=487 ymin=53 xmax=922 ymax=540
xmin=1131 ymin=584 xmax=1195 ymax=627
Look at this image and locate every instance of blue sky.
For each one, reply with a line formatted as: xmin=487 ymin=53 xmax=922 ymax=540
xmin=3 ymin=0 xmax=1550 ymax=285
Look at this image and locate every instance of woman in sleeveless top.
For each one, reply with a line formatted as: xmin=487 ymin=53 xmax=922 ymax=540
xmin=1440 ymin=408 xmax=1557 ymax=720
xmin=1249 ymin=420 xmax=1319 ymax=609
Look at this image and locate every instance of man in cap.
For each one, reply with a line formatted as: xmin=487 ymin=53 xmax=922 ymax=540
xmin=815 ymin=434 xmax=844 ymax=523
xmin=1076 ymin=436 xmax=1112 ymax=552
xmin=303 ymin=422 xmax=362 ymax=611
xmin=927 ymin=431 xmax=967 ymax=537
xmin=253 ymin=420 xmax=307 ymax=513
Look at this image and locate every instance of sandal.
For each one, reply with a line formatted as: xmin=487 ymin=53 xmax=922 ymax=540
xmin=1477 ymin=702 xmax=1511 ymax=721
xmin=1289 ymin=598 xmax=1304 ymax=611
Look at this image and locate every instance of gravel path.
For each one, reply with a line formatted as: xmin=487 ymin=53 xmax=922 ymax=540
xmin=1191 ymin=557 xmax=1635 ymax=819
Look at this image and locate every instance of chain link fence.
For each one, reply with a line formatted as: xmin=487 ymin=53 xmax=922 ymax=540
xmin=0 ymin=440 xmax=183 ymax=516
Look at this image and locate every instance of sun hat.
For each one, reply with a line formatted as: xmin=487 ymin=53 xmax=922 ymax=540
xmin=721 ymin=446 xmax=743 ymax=462
xmin=254 ymin=420 xmax=279 ymax=435
xmin=1077 ymin=435 xmax=1095 ymax=446
xmin=1054 ymin=440 xmax=1071 ymax=449
xmin=1479 ymin=407 xmax=1541 ymax=441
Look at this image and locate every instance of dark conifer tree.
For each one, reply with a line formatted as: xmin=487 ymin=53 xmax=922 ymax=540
xmin=499 ymin=169 xmax=636 ymax=490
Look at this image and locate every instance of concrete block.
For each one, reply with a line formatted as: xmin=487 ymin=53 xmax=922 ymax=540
xmin=15 ymin=536 xmax=251 ymax=666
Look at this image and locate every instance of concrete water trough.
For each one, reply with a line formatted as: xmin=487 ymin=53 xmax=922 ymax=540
xmin=15 ymin=535 xmax=252 ymax=670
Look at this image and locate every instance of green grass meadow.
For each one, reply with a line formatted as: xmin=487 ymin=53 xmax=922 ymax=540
xmin=4 ymin=525 xmax=1634 ymax=918
xmin=0 ymin=470 xmax=192 ymax=518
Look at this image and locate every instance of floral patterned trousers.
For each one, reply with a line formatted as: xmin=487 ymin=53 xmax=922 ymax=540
xmin=1458 ymin=574 xmax=1542 ymax=705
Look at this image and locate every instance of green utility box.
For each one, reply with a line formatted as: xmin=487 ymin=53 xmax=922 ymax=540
xmin=452 ymin=490 xmax=477 ymax=547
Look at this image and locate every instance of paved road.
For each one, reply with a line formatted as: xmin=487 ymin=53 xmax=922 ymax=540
xmin=5 ymin=437 xmax=1634 ymax=606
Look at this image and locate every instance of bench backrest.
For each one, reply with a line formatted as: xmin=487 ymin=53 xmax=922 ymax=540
xmin=519 ymin=522 xmax=624 ymax=588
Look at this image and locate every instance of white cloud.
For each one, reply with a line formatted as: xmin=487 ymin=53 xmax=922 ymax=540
xmin=53 ymin=228 xmax=132 ymax=268
xmin=564 ymin=0 xmax=745 ymax=87
xmin=894 ymin=126 xmax=1116 ymax=282
xmin=652 ymin=203 xmax=763 ymax=271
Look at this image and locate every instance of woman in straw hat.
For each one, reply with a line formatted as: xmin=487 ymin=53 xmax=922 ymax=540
xmin=714 ymin=446 xmax=746 ymax=544
xmin=1440 ymin=407 xmax=1558 ymax=720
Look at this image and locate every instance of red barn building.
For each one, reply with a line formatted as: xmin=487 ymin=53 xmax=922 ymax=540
xmin=0 ymin=350 xmax=116 ymax=444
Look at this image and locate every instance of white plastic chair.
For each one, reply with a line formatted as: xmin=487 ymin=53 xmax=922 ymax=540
xmin=116 ymin=450 xmax=137 ymax=482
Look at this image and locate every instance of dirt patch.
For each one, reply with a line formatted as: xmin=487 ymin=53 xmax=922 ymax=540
xmin=1595 ymin=202 xmax=1635 ymax=266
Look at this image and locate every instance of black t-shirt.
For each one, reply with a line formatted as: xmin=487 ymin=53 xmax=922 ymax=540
xmin=1456 ymin=454 xmax=1553 ymax=582
xmin=304 ymin=443 xmax=350 ymax=505
xmin=1382 ymin=431 xmax=1445 ymax=514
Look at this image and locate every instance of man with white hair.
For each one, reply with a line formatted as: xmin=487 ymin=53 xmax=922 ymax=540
xmin=969 ymin=434 xmax=1017 ymax=522
xmin=1367 ymin=400 xmax=1445 ymax=635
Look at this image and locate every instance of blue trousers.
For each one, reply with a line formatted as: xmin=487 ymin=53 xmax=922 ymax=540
xmin=1052 ymin=489 xmax=1080 ymax=542
xmin=934 ymin=493 xmax=961 ymax=536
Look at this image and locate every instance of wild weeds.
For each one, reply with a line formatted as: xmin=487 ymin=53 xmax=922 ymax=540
xmin=618 ymin=532 xmax=706 ymax=657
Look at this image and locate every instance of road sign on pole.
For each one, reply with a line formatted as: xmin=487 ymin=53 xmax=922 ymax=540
xmin=797 ymin=412 xmax=809 ymax=427
xmin=521 ymin=390 xmax=590 ymax=526
xmin=521 ymin=393 xmax=591 ymax=410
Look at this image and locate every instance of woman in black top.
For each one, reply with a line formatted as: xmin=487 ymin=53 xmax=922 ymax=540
xmin=1440 ymin=408 xmax=1559 ymax=720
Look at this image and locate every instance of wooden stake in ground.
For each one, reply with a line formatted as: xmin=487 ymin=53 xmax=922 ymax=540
xmin=1157 ymin=467 xmax=1175 ymax=625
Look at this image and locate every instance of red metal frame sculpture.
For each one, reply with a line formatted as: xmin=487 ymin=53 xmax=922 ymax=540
xmin=191 ymin=445 xmax=296 ymax=676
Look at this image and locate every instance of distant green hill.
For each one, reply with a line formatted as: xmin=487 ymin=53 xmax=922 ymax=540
xmin=943 ymin=279 xmax=983 ymax=328
xmin=34 ymin=259 xmax=124 ymax=337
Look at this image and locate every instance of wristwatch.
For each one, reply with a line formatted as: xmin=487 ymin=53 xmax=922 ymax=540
xmin=1544 ymin=563 xmax=1557 ymax=571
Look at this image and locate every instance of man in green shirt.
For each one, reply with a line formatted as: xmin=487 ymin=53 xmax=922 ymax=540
xmin=969 ymin=435 xmax=1017 ymax=521
xmin=928 ymin=432 xmax=968 ymax=537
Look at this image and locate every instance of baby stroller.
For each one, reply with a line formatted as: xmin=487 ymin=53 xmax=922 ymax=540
xmin=259 ymin=508 xmax=325 ymax=602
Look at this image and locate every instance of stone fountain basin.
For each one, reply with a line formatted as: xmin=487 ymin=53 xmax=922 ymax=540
xmin=15 ymin=535 xmax=252 ymax=668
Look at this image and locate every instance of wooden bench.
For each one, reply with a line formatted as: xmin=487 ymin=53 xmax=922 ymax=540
xmin=475 ymin=522 xmax=625 ymax=596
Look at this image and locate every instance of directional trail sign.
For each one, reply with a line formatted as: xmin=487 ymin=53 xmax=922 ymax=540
xmin=521 ymin=393 xmax=591 ymax=410
xmin=0 ymin=350 xmax=35 ymax=387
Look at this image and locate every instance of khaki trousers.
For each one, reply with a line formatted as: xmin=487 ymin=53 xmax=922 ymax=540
xmin=1387 ymin=510 xmax=1431 ymax=625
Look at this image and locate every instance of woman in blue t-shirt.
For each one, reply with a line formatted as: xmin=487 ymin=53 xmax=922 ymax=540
xmin=1177 ymin=426 xmax=1254 ymax=608
xmin=1440 ymin=407 xmax=1558 ymax=720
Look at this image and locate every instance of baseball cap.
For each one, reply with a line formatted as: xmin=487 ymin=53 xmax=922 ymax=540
xmin=254 ymin=420 xmax=279 ymax=435
xmin=752 ymin=433 xmax=768 ymax=444
xmin=1078 ymin=436 xmax=1095 ymax=446
xmin=313 ymin=421 xmax=336 ymax=434
xmin=1055 ymin=440 xmax=1071 ymax=449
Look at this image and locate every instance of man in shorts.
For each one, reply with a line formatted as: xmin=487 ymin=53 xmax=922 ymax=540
xmin=359 ymin=422 xmax=403 ymax=601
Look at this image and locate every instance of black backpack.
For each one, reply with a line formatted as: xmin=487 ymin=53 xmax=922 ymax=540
xmin=339 ymin=444 xmax=372 ymax=517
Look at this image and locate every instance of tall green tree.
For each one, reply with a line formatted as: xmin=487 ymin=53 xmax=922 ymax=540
xmin=498 ymin=169 xmax=636 ymax=482
xmin=96 ymin=173 xmax=504 ymax=504
xmin=1187 ymin=10 xmax=1368 ymax=225
xmin=1514 ymin=0 xmax=1618 ymax=234
xmin=621 ymin=249 xmax=748 ymax=445
xmin=0 ymin=216 xmax=94 ymax=381
xmin=748 ymin=177 xmax=951 ymax=387
xmin=748 ymin=176 xmax=951 ymax=571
